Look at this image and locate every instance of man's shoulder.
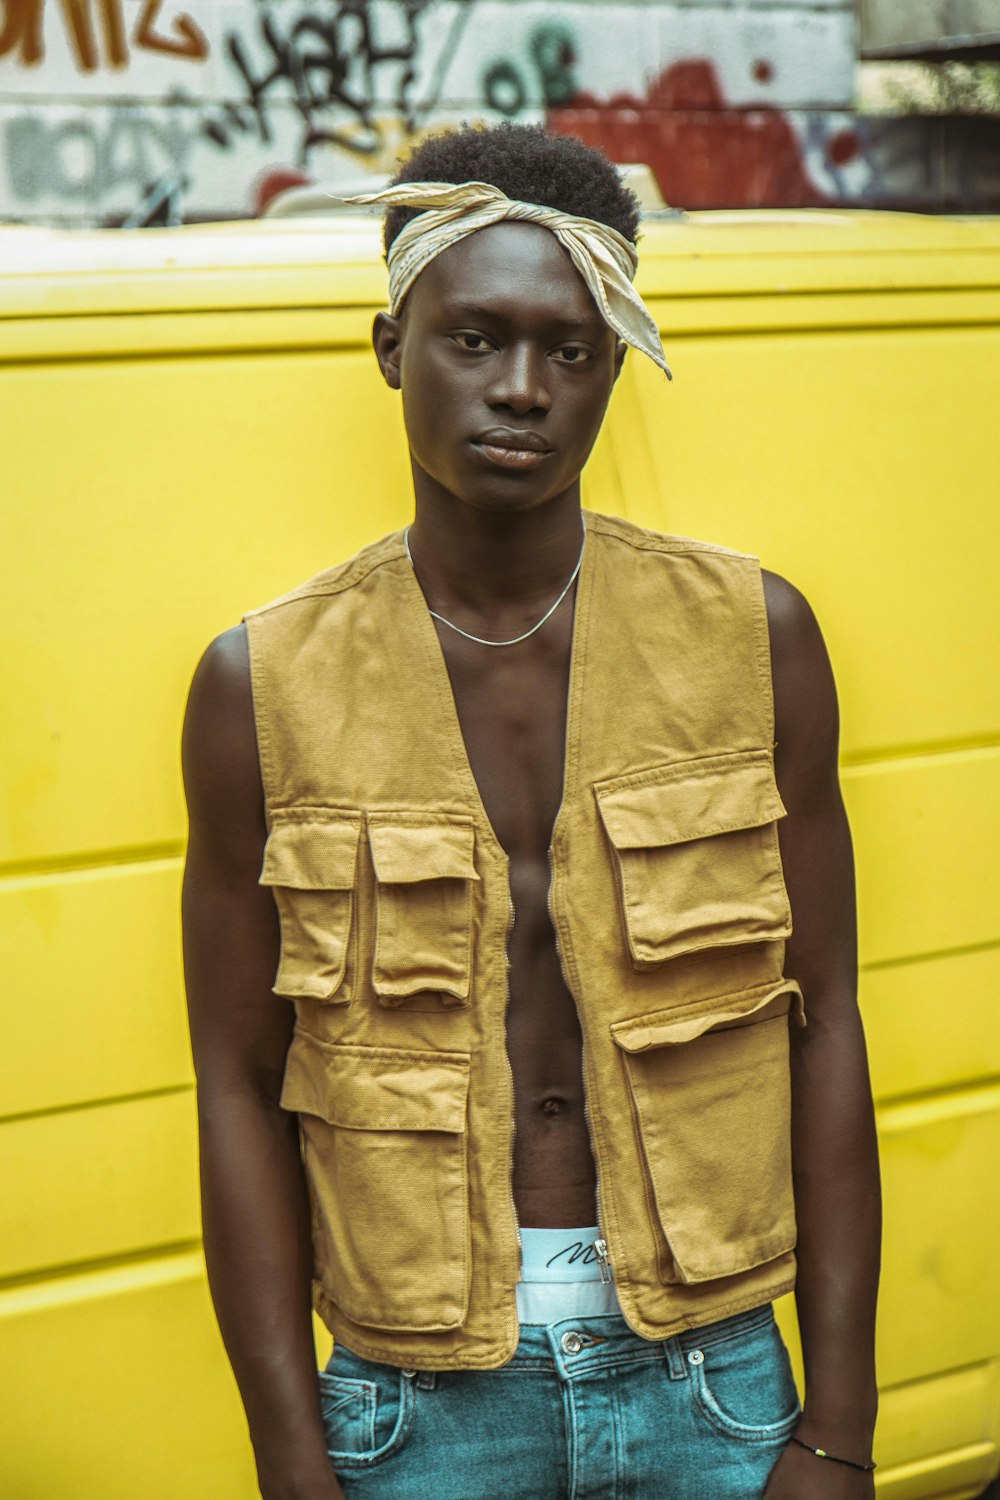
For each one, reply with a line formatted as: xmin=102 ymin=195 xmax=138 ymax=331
xmin=586 ymin=510 xmax=758 ymax=565
xmin=244 ymin=528 xmax=406 ymax=623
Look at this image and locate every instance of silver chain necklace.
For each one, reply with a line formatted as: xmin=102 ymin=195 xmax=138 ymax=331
xmin=403 ymin=522 xmax=586 ymax=648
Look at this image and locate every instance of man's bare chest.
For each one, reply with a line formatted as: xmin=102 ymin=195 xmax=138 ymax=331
xmin=437 ymin=621 xmax=573 ymax=867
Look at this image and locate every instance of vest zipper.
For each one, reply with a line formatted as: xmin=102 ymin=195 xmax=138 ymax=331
xmin=547 ymin=845 xmax=611 ymax=1286
xmin=593 ymin=1237 xmax=612 ymax=1283
xmin=503 ymin=887 xmax=522 ymax=1262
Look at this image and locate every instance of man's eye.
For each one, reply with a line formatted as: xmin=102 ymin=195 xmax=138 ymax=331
xmin=554 ymin=345 xmax=591 ymax=364
xmin=452 ymin=333 xmax=491 ymax=352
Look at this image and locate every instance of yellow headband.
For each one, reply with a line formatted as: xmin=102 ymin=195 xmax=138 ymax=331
xmin=336 ymin=179 xmax=671 ymax=379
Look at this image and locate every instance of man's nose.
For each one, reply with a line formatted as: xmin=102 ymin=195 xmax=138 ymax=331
xmin=487 ymin=344 xmax=552 ymax=414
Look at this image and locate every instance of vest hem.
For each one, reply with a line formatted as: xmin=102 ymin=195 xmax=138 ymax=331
xmin=615 ymin=1267 xmax=798 ymax=1343
xmin=314 ymin=1284 xmax=523 ymax=1372
xmin=313 ymin=1270 xmax=797 ymax=1368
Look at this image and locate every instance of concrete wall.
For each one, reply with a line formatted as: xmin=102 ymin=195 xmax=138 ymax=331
xmin=862 ymin=0 xmax=1000 ymax=57
xmin=1 ymin=0 xmax=998 ymax=225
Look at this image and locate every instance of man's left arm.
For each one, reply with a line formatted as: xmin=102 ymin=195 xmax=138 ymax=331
xmin=761 ymin=571 xmax=881 ymax=1498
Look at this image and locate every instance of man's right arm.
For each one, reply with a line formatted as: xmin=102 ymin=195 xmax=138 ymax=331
xmin=181 ymin=625 xmax=345 ymax=1500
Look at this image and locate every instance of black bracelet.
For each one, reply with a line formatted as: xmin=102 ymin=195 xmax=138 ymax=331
xmin=790 ymin=1435 xmax=877 ymax=1473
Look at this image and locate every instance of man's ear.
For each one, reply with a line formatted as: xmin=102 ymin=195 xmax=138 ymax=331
xmin=613 ymin=340 xmax=627 ymax=384
xmin=373 ymin=311 xmax=403 ymax=390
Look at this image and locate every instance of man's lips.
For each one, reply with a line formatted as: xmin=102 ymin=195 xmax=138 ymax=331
xmin=472 ymin=428 xmax=553 ymax=470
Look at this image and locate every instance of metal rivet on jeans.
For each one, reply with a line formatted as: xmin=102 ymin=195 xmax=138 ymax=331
xmin=561 ymin=1331 xmax=584 ymax=1355
xmin=400 ymin=1368 xmax=416 ymax=1378
xmin=687 ymin=1349 xmax=704 ymax=1366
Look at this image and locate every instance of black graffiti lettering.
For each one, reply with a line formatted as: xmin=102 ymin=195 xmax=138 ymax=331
xmin=201 ymin=116 xmax=230 ymax=148
xmin=482 ymin=58 xmax=524 ymax=117
xmin=530 ymin=23 xmax=576 ymax=108
xmin=225 ymin=18 xmax=284 ymax=145
xmin=481 ymin=25 xmax=578 ymax=118
xmin=216 ymin=0 xmax=434 ymax=157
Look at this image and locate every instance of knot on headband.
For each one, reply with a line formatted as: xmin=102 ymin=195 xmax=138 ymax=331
xmin=336 ymin=179 xmax=671 ymax=379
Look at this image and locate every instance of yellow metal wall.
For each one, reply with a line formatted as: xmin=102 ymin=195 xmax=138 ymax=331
xmin=612 ymin=298 xmax=1000 ymax=1498
xmin=1 ymin=217 xmax=998 ymax=1498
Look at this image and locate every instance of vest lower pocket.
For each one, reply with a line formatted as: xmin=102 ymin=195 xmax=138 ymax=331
xmin=367 ymin=814 xmax=479 ymax=1007
xmin=596 ymin=751 xmax=792 ymax=966
xmin=259 ymin=812 xmax=362 ymax=1001
xmin=280 ymin=1030 xmax=472 ymax=1331
xmin=611 ymin=979 xmax=804 ymax=1284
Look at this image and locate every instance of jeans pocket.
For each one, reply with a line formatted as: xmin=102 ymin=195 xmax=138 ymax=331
xmin=319 ymin=1373 xmax=377 ymax=1456
xmin=685 ymin=1308 xmax=801 ymax=1442
xmin=319 ymin=1356 xmax=415 ymax=1470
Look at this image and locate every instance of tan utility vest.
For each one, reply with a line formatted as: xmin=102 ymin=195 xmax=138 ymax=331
xmin=245 ymin=510 xmax=804 ymax=1371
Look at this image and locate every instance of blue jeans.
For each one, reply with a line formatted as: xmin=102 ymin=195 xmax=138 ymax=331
xmin=319 ymin=1302 xmax=801 ymax=1498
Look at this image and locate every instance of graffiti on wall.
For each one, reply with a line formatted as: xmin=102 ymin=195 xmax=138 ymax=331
xmin=6 ymin=104 xmax=196 ymax=222
xmin=201 ymin=10 xmax=577 ymax=166
xmin=2 ymin=0 xmax=997 ymax=224
xmin=0 ymin=0 xmax=207 ymax=70
xmin=481 ymin=23 xmax=577 ymax=117
xmin=550 ymin=58 xmax=830 ymax=210
xmin=203 ymin=0 xmax=477 ymax=166
xmin=1 ymin=0 xmax=600 ymax=220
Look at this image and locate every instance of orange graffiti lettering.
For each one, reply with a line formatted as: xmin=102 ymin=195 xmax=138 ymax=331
xmin=0 ymin=0 xmax=206 ymax=68
xmin=58 ymin=0 xmax=97 ymax=69
xmin=97 ymin=0 xmax=126 ymax=67
xmin=0 ymin=0 xmax=46 ymax=65
xmin=134 ymin=0 xmax=206 ymax=59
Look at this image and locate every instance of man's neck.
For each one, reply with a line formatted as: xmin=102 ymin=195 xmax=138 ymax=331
xmin=407 ymin=488 xmax=586 ymax=623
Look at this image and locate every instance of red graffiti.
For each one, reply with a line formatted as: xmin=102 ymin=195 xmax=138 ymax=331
xmin=547 ymin=59 xmax=829 ymax=210
xmin=253 ymin=166 xmax=311 ymax=216
xmin=827 ymin=128 xmax=860 ymax=167
xmin=0 ymin=0 xmax=206 ymax=69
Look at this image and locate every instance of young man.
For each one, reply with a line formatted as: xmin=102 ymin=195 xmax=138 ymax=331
xmin=182 ymin=124 xmax=880 ymax=1500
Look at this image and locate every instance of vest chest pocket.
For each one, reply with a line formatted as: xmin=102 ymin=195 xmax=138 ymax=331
xmin=596 ymin=751 xmax=792 ymax=967
xmin=611 ymin=979 xmax=805 ymax=1284
xmin=367 ymin=815 xmax=479 ymax=1007
xmin=260 ymin=813 xmax=361 ymax=1001
xmin=280 ymin=1030 xmax=472 ymax=1332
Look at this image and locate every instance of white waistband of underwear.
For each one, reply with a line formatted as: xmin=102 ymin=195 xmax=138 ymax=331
xmin=516 ymin=1226 xmax=622 ymax=1323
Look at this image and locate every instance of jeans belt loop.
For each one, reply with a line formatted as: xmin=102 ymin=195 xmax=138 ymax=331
xmin=663 ymin=1335 xmax=687 ymax=1380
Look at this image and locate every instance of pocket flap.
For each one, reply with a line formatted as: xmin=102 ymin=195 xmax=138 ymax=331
xmin=597 ymin=752 xmax=786 ymax=850
xmin=281 ymin=1031 xmax=471 ymax=1132
xmin=368 ymin=816 xmax=479 ymax=884
xmin=261 ymin=815 xmax=361 ymax=890
xmin=611 ymin=979 xmax=805 ymax=1053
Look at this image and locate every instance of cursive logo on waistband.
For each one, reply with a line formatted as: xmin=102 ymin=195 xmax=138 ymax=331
xmin=545 ymin=1241 xmax=600 ymax=1269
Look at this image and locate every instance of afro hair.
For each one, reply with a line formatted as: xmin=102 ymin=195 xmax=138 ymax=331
xmin=383 ymin=123 xmax=641 ymax=259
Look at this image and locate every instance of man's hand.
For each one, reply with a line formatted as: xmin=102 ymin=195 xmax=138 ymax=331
xmin=257 ymin=1460 xmax=347 ymax=1500
xmin=764 ymin=1440 xmax=876 ymax=1499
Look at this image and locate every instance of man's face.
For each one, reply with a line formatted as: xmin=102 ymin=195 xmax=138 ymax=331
xmin=374 ymin=221 xmax=624 ymax=514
